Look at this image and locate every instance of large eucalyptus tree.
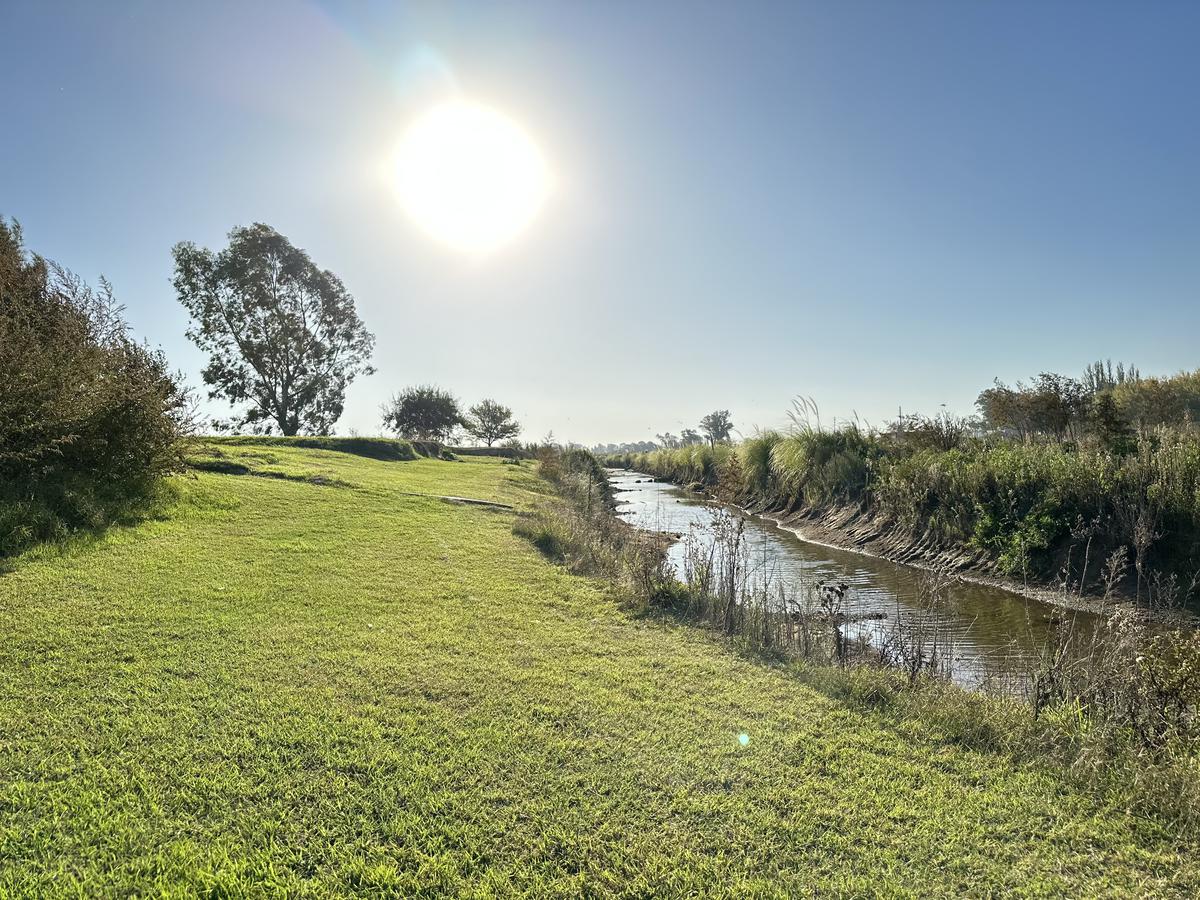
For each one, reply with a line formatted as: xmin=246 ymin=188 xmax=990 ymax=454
xmin=173 ymin=224 xmax=375 ymax=435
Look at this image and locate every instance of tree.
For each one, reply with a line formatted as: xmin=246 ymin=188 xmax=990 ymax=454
xmin=977 ymin=374 xmax=1088 ymax=442
xmin=464 ymin=399 xmax=521 ymax=447
xmin=680 ymin=428 xmax=703 ymax=446
xmin=699 ymin=410 xmax=734 ymax=448
xmin=172 ymin=223 xmax=375 ymax=436
xmin=1083 ymin=359 xmax=1140 ymax=395
xmin=381 ymin=385 xmax=462 ymax=442
xmin=1089 ymin=392 xmax=1136 ymax=455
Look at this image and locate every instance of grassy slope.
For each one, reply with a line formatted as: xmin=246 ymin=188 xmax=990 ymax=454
xmin=0 ymin=445 xmax=1194 ymax=897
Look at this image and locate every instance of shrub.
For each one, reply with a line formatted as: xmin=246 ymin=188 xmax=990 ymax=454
xmin=0 ymin=218 xmax=190 ymax=555
xmin=736 ymin=432 xmax=782 ymax=497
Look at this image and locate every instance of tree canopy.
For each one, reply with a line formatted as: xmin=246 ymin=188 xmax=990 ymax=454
xmin=699 ymin=410 xmax=734 ymax=447
xmin=465 ymin=399 xmax=521 ymax=447
xmin=381 ymin=385 xmax=463 ymax=442
xmin=172 ymin=223 xmax=375 ymax=436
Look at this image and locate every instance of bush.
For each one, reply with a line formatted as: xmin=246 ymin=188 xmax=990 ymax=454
xmin=0 ymin=219 xmax=189 ymax=555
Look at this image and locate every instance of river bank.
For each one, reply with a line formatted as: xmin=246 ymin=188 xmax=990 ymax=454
xmin=615 ymin=464 xmax=1150 ymax=619
xmin=605 ymin=432 xmax=1200 ymax=620
xmin=610 ymin=468 xmax=1113 ymax=692
xmin=756 ymin=502 xmax=1121 ymax=616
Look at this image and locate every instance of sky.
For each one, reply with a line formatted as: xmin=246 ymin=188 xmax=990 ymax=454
xmin=3 ymin=1 xmax=1198 ymax=446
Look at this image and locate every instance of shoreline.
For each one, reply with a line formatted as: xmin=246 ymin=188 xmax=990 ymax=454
xmin=755 ymin=508 xmax=1117 ymax=617
xmin=611 ymin=468 xmax=1128 ymax=617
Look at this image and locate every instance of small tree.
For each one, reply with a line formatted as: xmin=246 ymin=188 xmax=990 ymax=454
xmin=1090 ymin=393 xmax=1136 ymax=455
xmin=699 ymin=410 xmax=734 ymax=448
xmin=465 ymin=399 xmax=521 ymax=447
xmin=381 ymin=385 xmax=462 ymax=442
xmin=172 ymin=223 xmax=375 ymax=436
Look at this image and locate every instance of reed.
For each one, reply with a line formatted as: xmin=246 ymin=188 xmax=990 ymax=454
xmin=608 ymin=426 xmax=1200 ymax=599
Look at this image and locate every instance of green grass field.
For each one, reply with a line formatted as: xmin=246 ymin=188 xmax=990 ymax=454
xmin=1 ymin=443 xmax=1195 ymax=896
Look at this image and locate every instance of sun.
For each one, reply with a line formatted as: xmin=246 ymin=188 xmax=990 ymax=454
xmin=393 ymin=101 xmax=551 ymax=256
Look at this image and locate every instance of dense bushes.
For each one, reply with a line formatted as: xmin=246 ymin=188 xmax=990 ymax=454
xmin=0 ymin=220 xmax=189 ymax=555
xmin=610 ymin=428 xmax=1200 ymax=601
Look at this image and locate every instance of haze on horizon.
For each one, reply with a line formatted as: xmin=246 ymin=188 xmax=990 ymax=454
xmin=3 ymin=0 xmax=1198 ymax=447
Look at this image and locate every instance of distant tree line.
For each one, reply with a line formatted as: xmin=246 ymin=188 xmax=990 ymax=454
xmin=591 ymin=440 xmax=658 ymax=455
xmin=595 ymin=410 xmax=737 ymax=455
xmin=974 ymin=359 xmax=1200 ymax=453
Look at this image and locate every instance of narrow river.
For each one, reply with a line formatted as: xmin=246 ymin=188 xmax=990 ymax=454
xmin=609 ymin=469 xmax=1100 ymax=691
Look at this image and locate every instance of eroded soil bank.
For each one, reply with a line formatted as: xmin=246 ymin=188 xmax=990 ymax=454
xmin=630 ymin=468 xmax=1137 ymax=617
xmin=757 ymin=502 xmax=1119 ymax=616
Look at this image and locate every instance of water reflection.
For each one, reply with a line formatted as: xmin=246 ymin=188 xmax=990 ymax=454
xmin=608 ymin=469 xmax=1099 ymax=691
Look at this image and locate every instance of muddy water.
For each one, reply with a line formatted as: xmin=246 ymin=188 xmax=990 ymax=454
xmin=609 ymin=469 xmax=1100 ymax=691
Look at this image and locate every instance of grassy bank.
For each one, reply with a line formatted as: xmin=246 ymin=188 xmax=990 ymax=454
xmin=2 ymin=444 xmax=1197 ymax=895
xmin=201 ymin=434 xmax=457 ymax=461
xmin=608 ymin=430 xmax=1200 ymax=604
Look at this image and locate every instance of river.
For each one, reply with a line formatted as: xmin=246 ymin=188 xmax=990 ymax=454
xmin=608 ymin=469 xmax=1101 ymax=691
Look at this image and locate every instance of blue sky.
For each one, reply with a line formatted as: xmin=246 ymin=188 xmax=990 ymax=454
xmin=3 ymin=1 xmax=1198 ymax=445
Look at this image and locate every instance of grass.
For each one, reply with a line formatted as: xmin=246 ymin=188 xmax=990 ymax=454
xmin=1 ymin=445 xmax=1197 ymax=896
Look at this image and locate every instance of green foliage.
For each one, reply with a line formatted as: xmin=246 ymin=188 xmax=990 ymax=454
xmin=173 ymin=223 xmax=375 ymax=436
xmin=1112 ymin=369 xmax=1200 ymax=430
xmin=614 ymin=422 xmax=1200 ymax=594
xmin=1090 ymin=392 xmax=1137 ymax=455
xmin=0 ymin=217 xmax=189 ymax=557
xmin=977 ymin=373 xmax=1090 ymax=441
xmin=464 ymin=398 xmax=521 ymax=447
xmin=559 ymin=447 xmax=606 ymax=481
xmin=613 ymin=444 xmax=735 ymax=487
xmin=769 ymin=429 xmax=877 ymax=507
xmin=736 ymin=431 xmax=782 ymax=496
xmin=380 ymin=384 xmax=463 ymax=442
xmin=698 ymin=409 xmax=734 ymax=446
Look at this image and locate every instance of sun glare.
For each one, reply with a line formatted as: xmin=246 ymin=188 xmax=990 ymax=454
xmin=393 ymin=101 xmax=551 ymax=256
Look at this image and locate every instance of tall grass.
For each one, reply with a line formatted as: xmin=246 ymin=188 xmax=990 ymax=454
xmin=608 ymin=428 xmax=1200 ymax=601
xmin=735 ymin=431 xmax=782 ymax=498
xmin=607 ymin=444 xmax=734 ymax=487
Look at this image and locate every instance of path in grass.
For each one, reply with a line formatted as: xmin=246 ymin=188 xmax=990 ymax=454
xmin=0 ymin=444 xmax=1195 ymax=896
